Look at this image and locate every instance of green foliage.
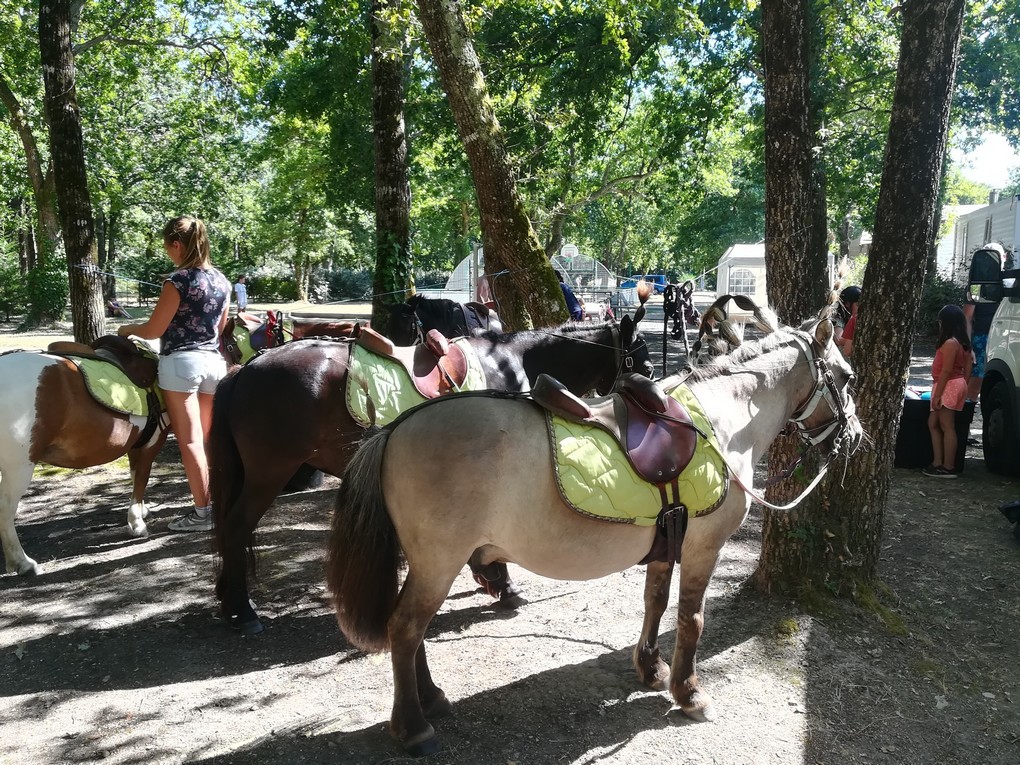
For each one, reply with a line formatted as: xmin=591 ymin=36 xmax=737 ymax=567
xmin=0 ymin=253 xmax=27 ymax=320
xmin=24 ymin=261 xmax=69 ymax=326
xmin=917 ymin=271 xmax=966 ymax=337
xmin=250 ymin=274 xmax=298 ymax=302
xmin=323 ymin=267 xmax=373 ymax=301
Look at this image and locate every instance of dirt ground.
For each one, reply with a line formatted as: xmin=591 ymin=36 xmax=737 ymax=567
xmin=2 ymin=306 xmax=1019 ymax=765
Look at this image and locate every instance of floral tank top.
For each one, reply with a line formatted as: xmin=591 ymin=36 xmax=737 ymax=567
xmin=160 ymin=267 xmax=231 ymax=355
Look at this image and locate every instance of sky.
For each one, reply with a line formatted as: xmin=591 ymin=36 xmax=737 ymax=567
xmin=951 ymin=133 xmax=1020 ymax=189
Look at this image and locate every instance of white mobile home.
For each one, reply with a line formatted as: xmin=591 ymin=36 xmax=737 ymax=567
xmin=716 ymin=243 xmax=835 ymax=317
xmin=950 ymin=192 xmax=1020 ymax=282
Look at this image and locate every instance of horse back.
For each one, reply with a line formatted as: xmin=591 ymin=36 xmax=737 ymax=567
xmin=226 ymin=341 xmax=362 ymax=476
xmin=13 ymin=354 xmax=139 ymax=467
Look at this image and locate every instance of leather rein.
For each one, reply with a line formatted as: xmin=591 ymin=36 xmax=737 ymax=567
xmin=664 ymin=334 xmax=856 ymax=512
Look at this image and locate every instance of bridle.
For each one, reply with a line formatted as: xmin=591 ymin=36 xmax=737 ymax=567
xmin=602 ymin=322 xmax=646 ymax=394
xmin=701 ymin=331 xmax=858 ymax=511
xmin=784 ymin=335 xmax=856 ymax=454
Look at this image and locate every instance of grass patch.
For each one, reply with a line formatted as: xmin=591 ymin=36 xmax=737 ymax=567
xmin=855 ymin=583 xmax=909 ymax=636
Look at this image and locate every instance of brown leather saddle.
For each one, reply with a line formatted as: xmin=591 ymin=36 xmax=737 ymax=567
xmin=531 ymin=372 xmax=702 ymax=564
xmin=291 ymin=317 xmax=361 ymax=340
xmin=47 ymin=335 xmax=158 ymax=389
xmin=222 ymin=311 xmax=285 ymax=364
xmin=355 ymin=326 xmax=468 ymax=398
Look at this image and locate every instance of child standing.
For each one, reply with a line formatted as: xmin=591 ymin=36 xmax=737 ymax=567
xmin=924 ymin=305 xmax=973 ymax=478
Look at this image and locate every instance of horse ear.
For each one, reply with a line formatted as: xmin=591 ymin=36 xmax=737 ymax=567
xmin=619 ymin=314 xmax=635 ymax=344
xmin=814 ymin=317 xmax=834 ymax=349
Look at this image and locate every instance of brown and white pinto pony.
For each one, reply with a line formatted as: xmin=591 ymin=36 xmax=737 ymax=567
xmin=0 ymin=350 xmax=167 ymax=576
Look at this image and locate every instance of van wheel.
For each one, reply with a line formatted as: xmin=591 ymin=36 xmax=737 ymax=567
xmin=982 ymin=380 xmax=1020 ymax=476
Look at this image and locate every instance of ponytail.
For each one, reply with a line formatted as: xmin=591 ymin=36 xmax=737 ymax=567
xmin=163 ymin=215 xmax=211 ymax=269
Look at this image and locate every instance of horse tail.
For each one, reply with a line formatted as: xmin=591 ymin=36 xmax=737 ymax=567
xmin=210 ymin=369 xmax=243 ymax=562
xmin=326 ymin=427 xmax=400 ymax=653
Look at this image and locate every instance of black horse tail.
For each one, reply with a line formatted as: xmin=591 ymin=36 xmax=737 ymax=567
xmin=210 ymin=368 xmax=243 ymax=564
xmin=326 ymin=427 xmax=400 ymax=653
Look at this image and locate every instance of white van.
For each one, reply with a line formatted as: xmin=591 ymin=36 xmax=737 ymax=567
xmin=966 ymin=245 xmax=1020 ymax=476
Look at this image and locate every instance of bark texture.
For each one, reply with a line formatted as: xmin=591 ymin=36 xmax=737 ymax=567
xmin=415 ymin=0 xmax=565 ymax=330
xmin=369 ymin=0 xmax=413 ymax=337
xmin=0 ymin=75 xmax=60 ymax=266
xmin=39 ymin=0 xmax=104 ymax=342
xmin=757 ymin=0 xmax=830 ymax=575
xmin=755 ymin=0 xmax=967 ymax=594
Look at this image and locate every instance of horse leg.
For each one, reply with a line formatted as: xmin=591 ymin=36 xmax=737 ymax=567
xmin=216 ymin=473 xmax=291 ymax=635
xmin=388 ymin=568 xmax=460 ymax=756
xmin=668 ymin=546 xmax=722 ymax=722
xmin=0 ymin=460 xmax=39 ymax=576
xmin=632 ymin=559 xmax=675 ymax=690
xmin=125 ymin=430 xmax=168 ymax=538
xmin=468 ymin=548 xmax=526 ymax=608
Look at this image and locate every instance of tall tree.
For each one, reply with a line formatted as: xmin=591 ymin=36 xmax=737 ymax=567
xmin=757 ymin=0 xmax=830 ymax=550
xmin=39 ymin=0 xmax=104 ymax=342
xmin=414 ymin=0 xmax=565 ymax=330
xmin=369 ymin=0 xmax=413 ymax=336
xmin=755 ymin=0 xmax=968 ymax=594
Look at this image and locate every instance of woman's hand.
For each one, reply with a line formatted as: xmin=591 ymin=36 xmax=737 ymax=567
xmin=117 ymin=324 xmax=136 ymax=337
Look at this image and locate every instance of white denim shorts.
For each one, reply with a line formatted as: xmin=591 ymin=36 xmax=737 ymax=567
xmin=158 ymin=350 xmax=227 ymax=394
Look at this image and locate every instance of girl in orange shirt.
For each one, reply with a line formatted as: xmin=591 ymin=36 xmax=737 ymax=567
xmin=924 ymin=305 xmax=973 ymax=478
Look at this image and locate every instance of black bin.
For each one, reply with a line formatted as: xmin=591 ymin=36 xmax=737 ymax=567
xmin=894 ymin=398 xmax=975 ymax=471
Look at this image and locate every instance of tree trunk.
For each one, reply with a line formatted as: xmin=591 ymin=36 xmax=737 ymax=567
xmin=755 ymin=0 xmax=967 ymax=595
xmin=0 ymin=75 xmax=61 ymax=267
xmin=294 ymin=208 xmax=310 ymax=302
xmin=415 ymin=0 xmax=566 ymax=330
xmin=369 ymin=0 xmax=413 ymax=338
xmin=39 ymin=0 xmax=104 ymax=343
xmin=756 ymin=0 xmax=830 ymax=553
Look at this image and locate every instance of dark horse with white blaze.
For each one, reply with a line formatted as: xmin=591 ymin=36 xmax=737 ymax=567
xmin=210 ymin=309 xmax=653 ymax=635
xmin=325 ymin=311 xmax=863 ymax=755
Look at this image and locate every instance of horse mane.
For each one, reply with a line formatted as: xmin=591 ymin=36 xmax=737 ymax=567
xmin=685 ymin=325 xmax=808 ymax=383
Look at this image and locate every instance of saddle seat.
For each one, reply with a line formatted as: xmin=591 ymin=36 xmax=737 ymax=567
xmin=531 ymin=372 xmax=698 ymax=484
xmin=291 ymin=317 xmax=361 ymax=340
xmin=355 ymin=326 xmax=468 ymax=398
xmin=47 ymin=335 xmax=158 ymax=389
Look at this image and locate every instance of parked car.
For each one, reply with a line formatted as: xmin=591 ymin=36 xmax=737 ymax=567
xmin=966 ymin=245 xmax=1020 ymax=477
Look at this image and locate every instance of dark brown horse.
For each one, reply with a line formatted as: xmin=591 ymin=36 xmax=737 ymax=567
xmin=210 ymin=313 xmax=653 ymax=635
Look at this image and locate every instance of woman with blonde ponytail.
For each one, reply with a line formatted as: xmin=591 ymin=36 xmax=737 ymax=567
xmin=118 ymin=215 xmax=232 ymax=531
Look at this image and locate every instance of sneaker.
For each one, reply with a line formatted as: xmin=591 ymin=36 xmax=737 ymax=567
xmin=931 ymin=466 xmax=958 ymax=479
xmin=168 ymin=510 xmax=213 ymax=532
xmin=921 ymin=464 xmax=941 ymax=477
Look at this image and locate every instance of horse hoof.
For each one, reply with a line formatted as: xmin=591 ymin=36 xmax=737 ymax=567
xmin=228 ymin=616 xmax=265 ymax=636
xmin=496 ymin=592 xmax=527 ymax=610
xmin=404 ymin=726 xmax=441 ymax=757
xmin=674 ymin=690 xmax=717 ymax=722
xmin=15 ymin=560 xmax=41 ymax=577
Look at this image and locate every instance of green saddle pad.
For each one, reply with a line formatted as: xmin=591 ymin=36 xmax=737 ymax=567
xmin=73 ymin=357 xmax=162 ymax=417
xmin=346 ymin=339 xmax=487 ymax=427
xmin=549 ymin=384 xmax=729 ymax=525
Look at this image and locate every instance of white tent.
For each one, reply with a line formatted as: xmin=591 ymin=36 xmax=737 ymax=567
xmin=420 ymin=245 xmax=619 ymax=303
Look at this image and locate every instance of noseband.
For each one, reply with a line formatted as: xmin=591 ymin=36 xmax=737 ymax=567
xmin=785 ymin=337 xmax=855 ymax=455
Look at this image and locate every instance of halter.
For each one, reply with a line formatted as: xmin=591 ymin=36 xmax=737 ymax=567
xmin=785 ymin=336 xmax=856 ymax=451
xmin=699 ymin=331 xmax=857 ymax=512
